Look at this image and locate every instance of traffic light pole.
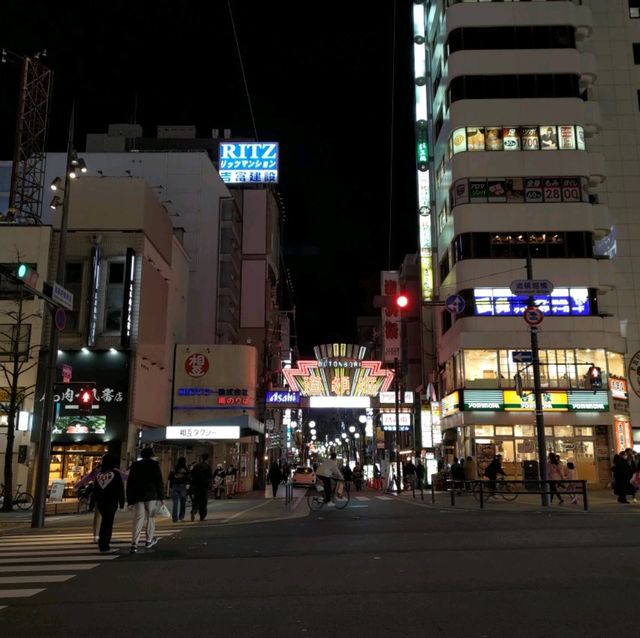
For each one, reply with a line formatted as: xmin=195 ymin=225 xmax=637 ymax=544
xmin=526 ymin=254 xmax=549 ymax=507
xmin=394 ymin=357 xmax=402 ymax=494
xmin=31 ymin=107 xmax=74 ymax=528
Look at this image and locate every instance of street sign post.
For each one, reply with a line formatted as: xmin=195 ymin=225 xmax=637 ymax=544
xmin=51 ymin=282 xmax=74 ymax=310
xmin=510 ymin=280 xmax=554 ymax=295
xmin=445 ymin=294 xmax=465 ymax=315
xmin=512 ymin=351 xmax=533 ymax=364
xmin=523 ymin=306 xmax=544 ymax=326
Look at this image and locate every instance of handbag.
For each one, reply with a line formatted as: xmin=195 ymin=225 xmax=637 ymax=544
xmin=157 ymin=502 xmax=171 ymax=518
xmin=630 ymin=471 xmax=640 ymax=489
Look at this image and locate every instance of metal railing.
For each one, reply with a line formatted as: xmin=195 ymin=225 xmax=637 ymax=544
xmin=445 ymin=479 xmax=589 ymax=510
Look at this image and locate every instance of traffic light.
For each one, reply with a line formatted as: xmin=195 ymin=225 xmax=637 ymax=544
xmin=396 ymin=293 xmax=409 ymax=309
xmin=514 ymin=373 xmax=524 ymax=397
xmin=77 ymin=386 xmax=94 ymax=413
xmin=587 ymin=365 xmax=602 ymax=390
xmin=373 ymin=293 xmax=410 ymax=310
xmin=16 ymin=263 xmax=38 ymax=288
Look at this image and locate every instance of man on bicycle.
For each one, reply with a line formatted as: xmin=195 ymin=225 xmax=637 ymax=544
xmin=315 ymin=453 xmax=344 ymax=506
xmin=483 ymin=454 xmax=506 ymax=494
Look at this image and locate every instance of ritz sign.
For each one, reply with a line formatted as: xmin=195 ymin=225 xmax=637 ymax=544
xmin=218 ymin=142 xmax=279 ymax=184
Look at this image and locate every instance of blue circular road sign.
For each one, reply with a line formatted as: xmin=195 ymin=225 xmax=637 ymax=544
xmin=445 ymin=294 xmax=466 ymax=315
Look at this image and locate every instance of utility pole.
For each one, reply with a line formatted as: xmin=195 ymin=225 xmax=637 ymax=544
xmin=526 ymin=254 xmax=550 ymax=507
xmin=394 ymin=356 xmax=402 ymax=493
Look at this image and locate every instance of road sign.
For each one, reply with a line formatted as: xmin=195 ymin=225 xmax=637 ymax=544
xmin=512 ymin=351 xmax=533 ymax=364
xmin=510 ymin=280 xmax=554 ymax=295
xmin=54 ymin=307 xmax=66 ymax=332
xmin=445 ymin=294 xmax=466 ymax=315
xmin=51 ymin=282 xmax=74 ymax=310
xmin=523 ymin=306 xmax=544 ymax=326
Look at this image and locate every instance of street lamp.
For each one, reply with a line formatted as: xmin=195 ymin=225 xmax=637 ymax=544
xmin=31 ymin=103 xmax=88 ymax=528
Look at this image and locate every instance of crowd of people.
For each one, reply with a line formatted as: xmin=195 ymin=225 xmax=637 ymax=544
xmin=74 ymin=449 xmax=238 ymax=554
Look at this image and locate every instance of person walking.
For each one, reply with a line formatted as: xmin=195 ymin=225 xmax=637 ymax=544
xmin=463 ymin=456 xmax=477 ymax=491
xmin=416 ymin=461 xmax=426 ymax=489
xmin=225 ymin=463 xmax=237 ymax=499
xmin=624 ymin=448 xmax=639 ymax=503
xmin=450 ymin=457 xmax=465 ymax=495
xmin=126 ymin=447 xmax=165 ymax=554
xmin=548 ymin=453 xmax=565 ymax=504
xmin=212 ymin=463 xmax=226 ymax=500
xmin=612 ymin=452 xmax=633 ymax=504
xmin=168 ymin=457 xmax=190 ymax=523
xmin=342 ymin=463 xmax=353 ymax=493
xmin=92 ymin=453 xmax=125 ymax=553
xmin=267 ymin=461 xmax=283 ymax=498
xmin=565 ymin=461 xmax=579 ymax=505
xmin=190 ymin=454 xmax=213 ymax=521
xmin=352 ymin=463 xmax=364 ymax=491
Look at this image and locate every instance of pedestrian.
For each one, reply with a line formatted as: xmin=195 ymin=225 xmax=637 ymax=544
xmin=190 ymin=454 xmax=213 ymax=521
xmin=225 ymin=463 xmax=237 ymax=499
xmin=416 ymin=460 xmax=426 ymax=489
xmin=483 ymin=455 xmax=506 ymax=493
xmin=352 ymin=463 xmax=364 ymax=491
xmin=267 ymin=461 xmax=283 ymax=498
xmin=92 ymin=453 xmax=125 ymax=553
xmin=126 ymin=447 xmax=165 ymax=554
xmin=624 ymin=448 xmax=639 ymax=503
xmin=168 ymin=457 xmax=190 ymax=523
xmin=450 ymin=457 xmax=465 ymax=494
xmin=612 ymin=452 xmax=633 ymax=504
xmin=404 ymin=459 xmax=417 ymax=492
xmin=315 ymin=453 xmax=344 ymax=505
xmin=212 ymin=463 xmax=225 ymax=500
xmin=548 ymin=452 xmax=565 ymax=504
xmin=342 ymin=463 xmax=353 ymax=493
xmin=463 ymin=456 xmax=477 ymax=491
xmin=565 ymin=461 xmax=578 ymax=505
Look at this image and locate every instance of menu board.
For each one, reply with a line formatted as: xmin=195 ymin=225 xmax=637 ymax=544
xmin=452 ymin=128 xmax=467 ymax=155
xmin=476 ymin=443 xmax=496 ymax=477
xmin=485 ymin=128 xmax=503 ymax=151
xmin=543 ymin=178 xmax=562 ymax=202
xmin=505 ymin=178 xmax=525 ymax=203
xmin=524 ymin=178 xmax=544 ymax=202
xmin=521 ymin=127 xmax=539 ymax=150
xmin=467 ymin=127 xmax=485 ymax=151
xmin=540 ymin=126 xmax=558 ymax=150
xmin=469 ymin=180 xmax=489 ymax=202
xmin=558 ymin=125 xmax=576 ymax=150
xmin=502 ymin=127 xmax=520 ymax=151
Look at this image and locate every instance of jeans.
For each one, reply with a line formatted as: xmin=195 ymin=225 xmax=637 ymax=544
xmin=131 ymin=500 xmax=158 ymax=546
xmin=171 ymin=485 xmax=187 ymax=521
xmin=96 ymin=501 xmax=118 ymax=551
xmin=191 ymin=486 xmax=208 ymax=520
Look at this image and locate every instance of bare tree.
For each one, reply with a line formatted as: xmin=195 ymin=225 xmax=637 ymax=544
xmin=0 ymin=274 xmax=41 ymax=511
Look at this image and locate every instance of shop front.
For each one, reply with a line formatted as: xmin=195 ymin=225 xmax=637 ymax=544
xmin=440 ymin=389 xmax=613 ymax=485
xmin=32 ymin=349 xmax=131 ymax=495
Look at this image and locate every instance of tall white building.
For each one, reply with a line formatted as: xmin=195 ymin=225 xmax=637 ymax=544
xmin=413 ymin=0 xmax=631 ymax=484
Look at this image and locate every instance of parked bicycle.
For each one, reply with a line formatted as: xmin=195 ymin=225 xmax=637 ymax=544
xmin=307 ymin=478 xmax=350 ymax=511
xmin=472 ymin=478 xmax=518 ymax=502
xmin=0 ymin=483 xmax=34 ymax=510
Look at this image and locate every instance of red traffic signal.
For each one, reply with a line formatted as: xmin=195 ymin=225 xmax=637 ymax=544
xmin=77 ymin=387 xmax=94 ymax=413
xmin=396 ymin=293 xmax=409 ymax=309
xmin=373 ymin=293 xmax=410 ymax=310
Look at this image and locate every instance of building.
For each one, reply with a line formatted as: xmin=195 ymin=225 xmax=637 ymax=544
xmin=413 ymin=0 xmax=629 ymax=483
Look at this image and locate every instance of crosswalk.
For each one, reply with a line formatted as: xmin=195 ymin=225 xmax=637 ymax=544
xmin=353 ymin=495 xmax=395 ymax=501
xmin=0 ymin=527 xmax=181 ymax=613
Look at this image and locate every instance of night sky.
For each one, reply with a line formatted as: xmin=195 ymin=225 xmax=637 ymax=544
xmin=0 ymin=1 xmax=418 ymax=355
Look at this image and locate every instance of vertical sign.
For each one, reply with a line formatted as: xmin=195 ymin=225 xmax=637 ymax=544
xmin=121 ymin=248 xmax=136 ymax=348
xmin=86 ymin=246 xmax=101 ymax=347
xmin=381 ymin=271 xmax=401 ymax=363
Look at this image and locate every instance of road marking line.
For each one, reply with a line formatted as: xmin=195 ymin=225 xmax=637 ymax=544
xmin=0 ymin=588 xmax=45 ymax=598
xmin=354 ymin=496 xmax=371 ymax=501
xmin=0 ymin=549 xmax=117 ymax=558
xmin=0 ymin=564 xmax=99 ymax=572
xmin=0 ymin=575 xmax=75 ymax=584
xmin=376 ymin=496 xmax=393 ymax=500
xmin=222 ymin=500 xmax=271 ymax=523
xmin=0 ymin=555 xmax=118 ymax=564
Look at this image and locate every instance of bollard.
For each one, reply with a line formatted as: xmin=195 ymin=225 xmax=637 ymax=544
xmin=582 ymin=480 xmax=588 ymax=511
xmin=450 ymin=484 xmax=455 ymax=506
xmin=479 ymin=482 xmax=484 ymax=509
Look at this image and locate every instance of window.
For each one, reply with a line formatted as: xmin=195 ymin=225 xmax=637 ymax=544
xmin=64 ymin=262 xmax=83 ymax=333
xmin=0 ymin=323 xmax=31 ymax=361
xmin=446 ymin=26 xmax=575 ymax=55
xmin=103 ymin=261 xmax=125 ymax=333
xmin=634 ymin=44 xmax=640 ymax=64
xmin=630 ymin=0 xmax=640 ymax=19
xmin=464 ymin=349 xmax=498 ymax=382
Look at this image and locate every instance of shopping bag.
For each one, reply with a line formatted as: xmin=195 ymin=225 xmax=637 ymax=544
xmin=630 ymin=471 xmax=640 ymax=489
xmin=157 ymin=502 xmax=171 ymax=518
xmin=335 ymin=481 xmax=344 ymax=498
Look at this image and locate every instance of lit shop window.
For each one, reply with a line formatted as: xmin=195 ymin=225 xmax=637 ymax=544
xmin=448 ymin=125 xmax=585 ymax=158
xmin=450 ymin=176 xmax=588 ymax=208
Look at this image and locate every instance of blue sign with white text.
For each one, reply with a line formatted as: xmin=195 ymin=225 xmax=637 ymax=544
xmin=266 ymin=390 xmax=300 ymax=406
xmin=218 ymin=142 xmax=279 ymax=184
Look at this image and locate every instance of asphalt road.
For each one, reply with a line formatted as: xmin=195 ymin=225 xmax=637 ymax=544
xmin=1 ymin=492 xmax=639 ymax=638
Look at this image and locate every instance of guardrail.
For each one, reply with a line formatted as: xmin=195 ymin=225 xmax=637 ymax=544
xmin=444 ymin=479 xmax=589 ymax=511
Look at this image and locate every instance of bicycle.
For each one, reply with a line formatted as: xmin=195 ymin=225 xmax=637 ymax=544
xmin=307 ymin=478 xmax=350 ymax=511
xmin=472 ymin=477 xmax=518 ymax=502
xmin=0 ymin=483 xmax=34 ymax=510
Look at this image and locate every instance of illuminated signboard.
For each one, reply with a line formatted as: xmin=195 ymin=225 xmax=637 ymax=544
xmin=166 ymin=425 xmax=240 ymax=440
xmin=449 ymin=390 xmax=610 ymax=413
xmin=381 ymin=412 xmax=412 ymax=431
xmin=309 ymin=396 xmax=371 ymax=408
xmin=609 ymin=376 xmax=628 ymax=400
xmin=265 ymin=390 xmax=300 ymax=406
xmin=473 ymin=288 xmax=590 ymax=317
xmin=217 ymin=388 xmax=249 ymax=406
xmin=379 ymin=391 xmax=414 ymax=404
xmin=463 ymin=390 xmax=503 ymax=411
xmin=218 ymin=142 xmax=279 ymax=184
xmin=283 ymin=343 xmax=394 ymax=398
xmin=441 ymin=392 xmax=460 ymax=417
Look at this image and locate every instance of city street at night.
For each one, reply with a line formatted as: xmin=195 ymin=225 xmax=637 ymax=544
xmin=1 ymin=491 xmax=639 ymax=638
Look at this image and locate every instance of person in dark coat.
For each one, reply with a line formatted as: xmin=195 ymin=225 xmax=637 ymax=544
xmin=168 ymin=457 xmax=190 ymax=523
xmin=267 ymin=461 xmax=283 ymax=498
xmin=612 ymin=452 xmax=634 ymax=504
xmin=190 ymin=454 xmax=213 ymax=521
xmin=126 ymin=447 xmax=165 ymax=553
xmin=92 ymin=453 xmax=125 ymax=552
xmin=450 ymin=457 xmax=465 ymax=494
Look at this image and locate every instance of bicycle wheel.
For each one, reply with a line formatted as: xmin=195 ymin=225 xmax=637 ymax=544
xmin=499 ymin=482 xmax=518 ymax=502
xmin=333 ymin=488 xmax=350 ymax=510
xmin=307 ymin=489 xmax=324 ymax=511
xmin=15 ymin=492 xmax=34 ymax=510
xmin=472 ymin=482 xmax=492 ymax=502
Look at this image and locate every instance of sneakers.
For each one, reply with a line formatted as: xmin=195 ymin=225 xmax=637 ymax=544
xmin=93 ymin=536 xmax=99 ymax=543
xmin=145 ymin=537 xmax=159 ymax=549
xmin=129 ymin=545 xmax=138 ymax=554
xmin=325 ymin=502 xmax=335 ymax=508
